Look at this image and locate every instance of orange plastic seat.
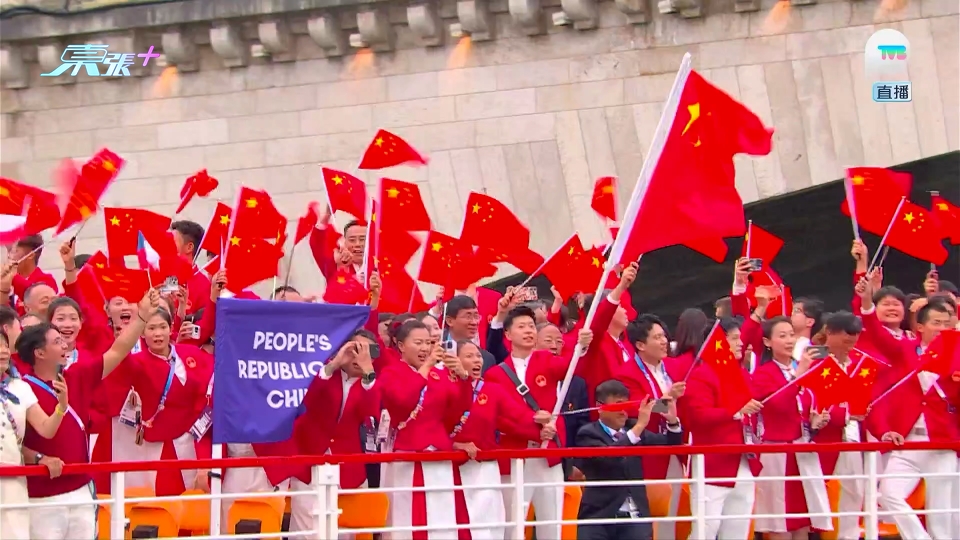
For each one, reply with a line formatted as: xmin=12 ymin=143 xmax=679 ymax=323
xmin=562 ymin=485 xmax=581 ymax=540
xmin=123 ymin=486 xmax=156 ymax=516
xmin=227 ymin=495 xmax=285 ymax=539
xmin=675 ymin=483 xmax=692 ymax=540
xmin=96 ymin=494 xmax=112 ymax=540
xmin=178 ymin=489 xmax=211 ymax=535
xmin=340 ymin=492 xmax=389 ymax=540
xmin=127 ymin=498 xmax=184 ymax=539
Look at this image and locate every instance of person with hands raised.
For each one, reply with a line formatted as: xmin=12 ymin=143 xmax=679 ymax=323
xmin=378 ymin=319 xmax=474 ymax=539
xmin=575 ymin=261 xmax=639 ymax=418
xmin=751 ymin=315 xmax=834 ymax=538
xmin=575 ymin=382 xmax=683 ymax=540
xmin=483 ymin=303 xmax=593 ymax=540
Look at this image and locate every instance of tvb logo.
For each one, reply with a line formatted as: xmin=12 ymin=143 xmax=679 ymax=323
xmin=865 ymin=29 xmax=911 ymax=103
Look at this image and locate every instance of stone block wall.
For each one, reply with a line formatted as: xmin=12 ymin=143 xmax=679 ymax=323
xmin=0 ymin=0 xmax=957 ymax=296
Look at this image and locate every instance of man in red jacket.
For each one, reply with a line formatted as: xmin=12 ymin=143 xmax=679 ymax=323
xmin=170 ymin=220 xmax=212 ymax=315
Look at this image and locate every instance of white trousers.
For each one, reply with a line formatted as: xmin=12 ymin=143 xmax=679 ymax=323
xmin=0 ymin=477 xmax=30 ymax=540
xmin=460 ymin=460 xmax=505 ymax=540
xmin=113 ymin=419 xmax=198 ymax=492
xmin=879 ymin=448 xmax=959 ymax=540
xmin=755 ymin=450 xmax=833 ymax=532
xmin=389 ymin=461 xmax=458 ymax=540
xmin=500 ymin=458 xmax=563 ymax=540
xmin=690 ymin=457 xmax=755 ymax=540
xmin=220 ymin=443 xmax=287 ymax=533
xmin=28 ymin=483 xmax=97 ymax=540
xmin=834 ymin=451 xmax=865 ymax=540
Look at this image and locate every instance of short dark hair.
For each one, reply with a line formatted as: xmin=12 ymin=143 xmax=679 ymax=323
xmin=938 ymin=280 xmax=958 ymax=295
xmin=395 ymin=319 xmax=427 ymax=342
xmin=388 ymin=312 xmax=416 ymax=344
xmin=627 ymin=314 xmax=667 ymax=345
xmin=929 ymin=293 xmax=957 ymax=312
xmin=794 ymin=297 xmax=825 ymax=335
xmin=23 ymin=282 xmax=54 ymax=302
xmin=761 ymin=315 xmax=792 ymax=339
xmin=414 ymin=311 xmax=437 ymax=324
xmin=351 ymin=328 xmax=378 ymax=342
xmin=917 ymin=301 xmax=952 ymax=325
xmin=15 ymin=235 xmax=43 ymax=261
xmin=595 ymin=380 xmax=629 ymax=403
xmin=0 ymin=305 xmax=18 ymax=328
xmin=446 ymin=295 xmax=478 ymax=319
xmin=274 ymin=285 xmax=299 ymax=296
xmin=344 ymin=220 xmax=365 ymax=236
xmin=872 ymin=286 xmax=905 ymax=306
xmin=504 ymin=306 xmax=537 ymax=330
xmin=74 ymin=253 xmax=91 ymax=269
xmin=47 ymin=297 xmax=82 ymax=321
xmin=15 ymin=322 xmax=58 ymax=366
xmin=149 ymin=308 xmax=174 ymax=326
xmin=718 ymin=316 xmax=742 ymax=334
xmin=823 ymin=311 xmax=862 ymax=334
xmin=714 ymin=297 xmax=732 ymax=317
xmin=171 ymin=220 xmax=205 ymax=255
xmin=672 ymin=308 xmax=709 ymax=356
xmin=378 ymin=312 xmax=394 ymax=323
xmin=456 ymin=339 xmax=480 ymax=355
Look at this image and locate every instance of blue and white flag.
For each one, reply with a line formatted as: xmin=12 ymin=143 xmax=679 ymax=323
xmin=212 ymin=298 xmax=371 ymax=444
xmin=136 ymin=232 xmax=160 ymax=268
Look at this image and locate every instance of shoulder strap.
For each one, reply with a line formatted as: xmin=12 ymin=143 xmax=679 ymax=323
xmin=500 ymin=363 xmax=540 ymax=412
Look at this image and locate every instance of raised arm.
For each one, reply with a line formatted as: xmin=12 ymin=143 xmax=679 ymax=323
xmin=25 ymin=375 xmax=67 ymax=439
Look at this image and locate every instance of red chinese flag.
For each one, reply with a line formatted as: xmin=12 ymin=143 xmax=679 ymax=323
xmin=613 ymin=71 xmax=771 ymax=263
xmin=697 ymin=322 xmax=752 ymax=411
xmin=222 ymin=235 xmax=283 ymax=293
xmin=176 ymin=169 xmax=219 ymax=214
xmin=378 ymin=178 xmax=431 ymax=232
xmin=323 ymin=270 xmax=369 ymax=305
xmin=846 ymin=350 xmax=881 ymax=416
xmin=884 ymin=200 xmax=948 ymax=265
xmin=103 ymin=207 xmax=173 ymax=260
xmin=461 ymin=192 xmax=532 ymax=253
xmin=684 ymin=236 xmax=729 ymax=263
xmin=294 ymin=202 xmax=321 ymax=246
xmin=56 ymin=149 xmax=124 ymax=234
xmin=540 ymin=235 xmax=605 ymax=302
xmin=231 ymin=187 xmax=287 ymax=242
xmin=920 ymin=329 xmax=960 ymax=378
xmin=75 ymin=264 xmax=106 ymax=308
xmin=930 ymin=194 xmax=960 ymax=245
xmin=322 ymin=168 xmax=367 ymax=221
xmin=748 ymin=268 xmax=792 ymax=318
xmin=378 ymin=243 xmax=427 ymax=314
xmin=0 ymin=179 xmax=61 ymax=237
xmin=841 ymin=167 xmax=912 ymax=222
xmin=474 ymin=245 xmax=543 ymax=276
xmin=358 ymin=129 xmax=427 ymax=170
xmin=799 ymin=358 xmax=851 ymax=410
xmin=591 ymin=176 xmax=618 ymax=222
xmin=98 ymin=265 xmax=151 ymax=303
xmin=741 ymin=222 xmax=784 ymax=268
xmin=417 ymin=231 xmax=476 ymax=290
xmin=201 ymin=203 xmax=233 ymax=256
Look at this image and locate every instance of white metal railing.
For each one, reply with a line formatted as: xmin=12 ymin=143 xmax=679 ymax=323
xmin=1 ymin=441 xmax=958 ymax=539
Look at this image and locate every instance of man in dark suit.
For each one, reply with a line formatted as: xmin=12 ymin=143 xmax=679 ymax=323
xmin=575 ymin=380 xmax=684 ymax=540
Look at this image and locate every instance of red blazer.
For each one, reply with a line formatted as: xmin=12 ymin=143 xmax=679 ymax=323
xmin=309 ymin=226 xmax=346 ymax=282
xmin=452 ymin=381 xmax=542 ymax=463
xmin=860 ymin=307 xmax=920 ymax=371
xmin=751 ymin=360 xmax=811 ymax=442
xmin=186 ymin=271 xmax=211 ymax=315
xmin=732 ymin=292 xmax=764 ymax=358
xmin=287 ymin=370 xmax=382 ymax=487
xmin=615 ymin=356 xmax=685 ymax=479
xmin=683 ymin=363 xmax=760 ymax=487
xmin=866 ymin=362 xmax=960 ymax=451
xmin=380 ymin=363 xmax=472 ymax=452
xmin=483 ymin=351 xmax=570 ymax=471
xmin=578 ymin=296 xmax=631 ymax=414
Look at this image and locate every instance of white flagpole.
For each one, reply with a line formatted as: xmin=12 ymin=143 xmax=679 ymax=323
xmin=546 ymin=53 xmax=694 ymax=441
xmin=843 ymin=174 xmax=861 ymax=241
xmin=360 ymin=193 xmax=376 ymax=287
xmin=867 ymin=196 xmax=906 ymax=272
xmin=517 ymin=233 xmax=580 ymax=289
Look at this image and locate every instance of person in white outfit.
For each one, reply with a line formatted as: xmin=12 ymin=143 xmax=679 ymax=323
xmin=0 ymin=329 xmax=71 ymax=540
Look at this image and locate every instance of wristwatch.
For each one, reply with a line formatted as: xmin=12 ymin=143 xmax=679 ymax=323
xmin=361 ymin=371 xmax=376 ymax=384
xmin=34 ymin=453 xmax=45 ymax=465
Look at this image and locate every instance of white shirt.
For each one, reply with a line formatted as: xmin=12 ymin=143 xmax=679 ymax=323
xmin=512 ymin=355 xmax=530 ymax=384
xmin=147 ymin=347 xmax=187 ymax=385
xmin=642 ymin=360 xmax=669 ymax=395
xmin=775 ymin=360 xmax=796 ymax=381
xmin=319 ymin=365 xmax=375 ymax=421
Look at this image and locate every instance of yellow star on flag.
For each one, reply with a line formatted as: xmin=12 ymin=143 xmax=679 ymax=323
xmin=230 ymin=236 xmax=241 ymax=246
xmin=245 ymin=198 xmax=258 ymax=209
xmin=714 ymin=340 xmax=723 ymax=351
xmin=601 ymin=185 xmax=614 ymax=194
xmin=851 ymin=175 xmax=865 ymax=185
xmin=820 ymin=367 xmax=831 ymax=378
xmin=859 ymin=368 xmax=871 ymax=377
xmin=79 ymin=206 xmax=92 ymax=219
xmin=567 ymin=246 xmax=575 ymax=256
xmin=375 ymin=137 xmax=384 ymax=147
xmin=102 ymin=160 xmax=115 ymax=172
xmin=902 ymin=212 xmax=914 ymax=224
xmin=336 ymin=276 xmax=347 ymax=284
xmin=387 ymin=188 xmax=400 ymax=198
xmin=682 ymin=103 xmax=700 ymax=136
xmin=592 ymin=257 xmax=601 ymax=267
xmin=95 ymin=262 xmax=105 ymax=269
xmin=472 ymin=203 xmax=481 ymax=213
xmin=333 ymin=175 xmax=343 ymax=185
xmin=219 ymin=214 xmax=230 ymax=225
xmin=0 ymin=187 xmax=8 ymax=198
xmin=109 ymin=216 xmax=120 ymax=226
xmin=431 ymin=242 xmax=443 ymax=252
xmin=936 ymin=203 xmax=948 ymax=211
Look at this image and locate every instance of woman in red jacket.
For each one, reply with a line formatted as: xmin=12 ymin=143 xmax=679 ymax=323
xmin=380 ymin=320 xmax=472 ymax=540
xmin=752 ymin=316 xmax=832 ymax=539
xmin=110 ymin=308 xmax=213 ymax=496
xmin=451 ymin=340 xmax=550 ymax=540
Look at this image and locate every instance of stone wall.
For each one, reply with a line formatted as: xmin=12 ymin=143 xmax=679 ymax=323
xmin=0 ymin=0 xmax=957 ymax=296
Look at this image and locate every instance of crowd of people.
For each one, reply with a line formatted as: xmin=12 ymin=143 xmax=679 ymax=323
xmin=0 ymin=210 xmax=957 ymax=540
